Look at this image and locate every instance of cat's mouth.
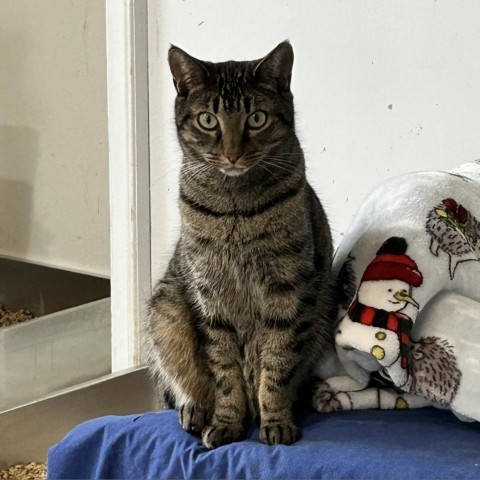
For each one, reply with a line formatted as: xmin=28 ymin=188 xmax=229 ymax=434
xmin=219 ymin=166 xmax=251 ymax=177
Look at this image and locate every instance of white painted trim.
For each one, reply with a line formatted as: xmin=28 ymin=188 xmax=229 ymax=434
xmin=106 ymin=0 xmax=151 ymax=371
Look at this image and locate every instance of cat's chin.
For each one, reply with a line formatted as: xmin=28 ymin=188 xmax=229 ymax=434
xmin=219 ymin=167 xmax=250 ymax=177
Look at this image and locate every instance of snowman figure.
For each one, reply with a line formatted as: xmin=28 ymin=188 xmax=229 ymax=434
xmin=335 ymin=237 xmax=423 ymax=389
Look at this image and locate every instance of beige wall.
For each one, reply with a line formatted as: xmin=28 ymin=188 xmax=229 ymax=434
xmin=0 ymin=0 xmax=110 ymax=276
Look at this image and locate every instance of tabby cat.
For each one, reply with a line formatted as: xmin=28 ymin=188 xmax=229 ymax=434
xmin=145 ymin=41 xmax=334 ymax=449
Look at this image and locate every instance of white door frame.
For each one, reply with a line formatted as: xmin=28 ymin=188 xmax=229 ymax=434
xmin=106 ymin=0 xmax=151 ymax=371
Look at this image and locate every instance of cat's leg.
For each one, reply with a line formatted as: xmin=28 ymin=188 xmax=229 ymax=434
xmin=146 ymin=279 xmax=213 ymax=434
xmin=256 ymin=279 xmax=320 ymax=446
xmin=257 ymin=317 xmax=302 ymax=446
xmin=257 ymin=323 xmax=300 ymax=446
xmin=200 ymin=318 xmax=248 ymax=449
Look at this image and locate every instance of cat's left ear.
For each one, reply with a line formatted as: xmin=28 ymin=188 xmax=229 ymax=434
xmin=253 ymin=41 xmax=294 ymax=93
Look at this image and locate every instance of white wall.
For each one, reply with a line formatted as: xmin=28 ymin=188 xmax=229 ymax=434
xmin=0 ymin=0 xmax=110 ymax=276
xmin=148 ymin=0 xmax=480 ymax=282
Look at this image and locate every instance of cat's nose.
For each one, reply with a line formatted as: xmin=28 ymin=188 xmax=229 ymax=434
xmin=226 ymin=155 xmax=242 ymax=165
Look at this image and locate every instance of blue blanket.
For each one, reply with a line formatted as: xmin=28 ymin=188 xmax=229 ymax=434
xmin=47 ymin=408 xmax=480 ymax=479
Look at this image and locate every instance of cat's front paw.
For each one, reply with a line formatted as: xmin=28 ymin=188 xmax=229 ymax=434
xmin=312 ymin=388 xmax=344 ymax=412
xmin=259 ymin=421 xmax=300 ymax=446
xmin=179 ymin=403 xmax=208 ymax=434
xmin=201 ymin=423 xmax=244 ymax=449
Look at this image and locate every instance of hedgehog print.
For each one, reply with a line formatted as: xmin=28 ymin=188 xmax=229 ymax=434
xmin=408 ymin=336 xmax=461 ymax=407
xmin=426 ymin=198 xmax=480 ymax=279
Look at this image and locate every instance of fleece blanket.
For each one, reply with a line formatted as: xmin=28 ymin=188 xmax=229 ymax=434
xmin=314 ymin=161 xmax=480 ymax=422
xmin=47 ymin=408 xmax=480 ymax=479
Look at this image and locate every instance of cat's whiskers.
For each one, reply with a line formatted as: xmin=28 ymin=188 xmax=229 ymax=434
xmin=260 ymin=158 xmax=298 ymax=175
xmin=181 ymin=162 xmax=214 ymax=190
xmin=263 ymin=154 xmax=300 ymax=165
xmin=181 ymin=164 xmax=208 ymax=181
xmin=257 ymin=161 xmax=282 ymax=182
xmin=265 ymin=152 xmax=301 ymax=157
xmin=182 ymin=169 xmax=212 ymax=189
xmin=263 ymin=153 xmax=299 ymax=162
xmin=263 ymin=156 xmax=297 ymax=165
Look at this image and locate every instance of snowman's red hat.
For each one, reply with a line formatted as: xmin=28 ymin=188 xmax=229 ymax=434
xmin=361 ymin=237 xmax=423 ymax=287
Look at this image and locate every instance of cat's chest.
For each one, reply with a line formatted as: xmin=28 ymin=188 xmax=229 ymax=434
xmin=187 ymin=243 xmax=267 ymax=319
xmin=198 ymin=244 xmax=264 ymax=292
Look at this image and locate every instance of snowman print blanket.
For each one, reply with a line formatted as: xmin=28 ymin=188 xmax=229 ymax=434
xmin=314 ymin=161 xmax=480 ymax=422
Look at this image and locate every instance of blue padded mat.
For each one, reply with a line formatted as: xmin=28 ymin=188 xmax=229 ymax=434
xmin=47 ymin=408 xmax=480 ymax=479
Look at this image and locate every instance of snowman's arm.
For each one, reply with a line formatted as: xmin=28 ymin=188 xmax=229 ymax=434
xmin=314 ymin=386 xmax=433 ymax=413
xmin=312 ymin=374 xmax=369 ymax=412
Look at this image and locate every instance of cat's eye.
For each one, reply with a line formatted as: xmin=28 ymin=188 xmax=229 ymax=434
xmin=247 ymin=110 xmax=267 ymax=129
xmin=197 ymin=112 xmax=218 ymax=130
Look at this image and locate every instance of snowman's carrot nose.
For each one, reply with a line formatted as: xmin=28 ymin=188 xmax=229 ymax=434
xmin=393 ymin=291 xmax=419 ymax=308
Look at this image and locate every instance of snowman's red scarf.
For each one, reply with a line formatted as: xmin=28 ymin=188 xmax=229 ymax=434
xmin=347 ymin=300 xmax=413 ymax=369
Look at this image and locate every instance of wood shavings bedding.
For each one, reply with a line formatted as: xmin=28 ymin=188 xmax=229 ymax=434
xmin=0 ymin=462 xmax=46 ymax=480
xmin=0 ymin=305 xmax=34 ymax=328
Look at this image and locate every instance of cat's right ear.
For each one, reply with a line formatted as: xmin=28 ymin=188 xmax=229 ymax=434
xmin=168 ymin=46 xmax=208 ymax=97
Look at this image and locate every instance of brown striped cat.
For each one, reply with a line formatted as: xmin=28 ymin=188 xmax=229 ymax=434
xmin=145 ymin=41 xmax=335 ymax=449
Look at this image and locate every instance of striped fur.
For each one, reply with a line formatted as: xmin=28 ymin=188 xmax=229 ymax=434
xmin=145 ymin=42 xmax=335 ymax=449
